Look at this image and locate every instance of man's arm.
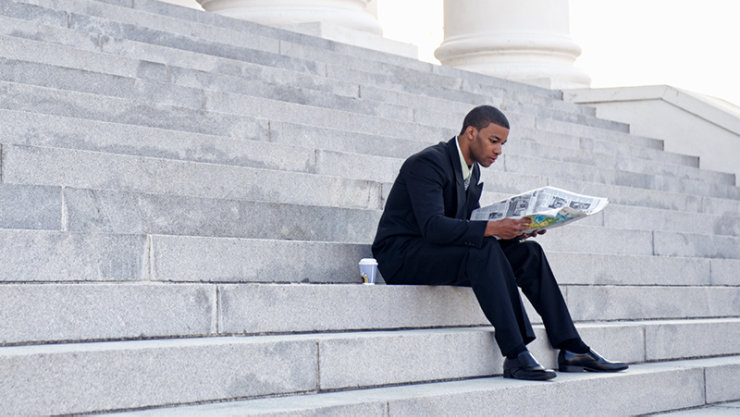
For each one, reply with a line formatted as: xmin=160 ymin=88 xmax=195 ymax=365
xmin=404 ymin=154 xmax=487 ymax=246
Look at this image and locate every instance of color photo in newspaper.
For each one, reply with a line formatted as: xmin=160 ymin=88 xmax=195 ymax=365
xmin=470 ymin=186 xmax=608 ymax=233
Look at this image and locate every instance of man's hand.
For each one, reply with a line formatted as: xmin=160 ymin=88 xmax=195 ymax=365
xmin=519 ymin=229 xmax=547 ymax=240
xmin=484 ymin=218 xmax=547 ymax=240
xmin=484 ymin=218 xmax=531 ymax=240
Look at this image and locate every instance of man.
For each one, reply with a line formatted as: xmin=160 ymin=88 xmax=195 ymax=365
xmin=372 ymin=105 xmax=627 ymax=381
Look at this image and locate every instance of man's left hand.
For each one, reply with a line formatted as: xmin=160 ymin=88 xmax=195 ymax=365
xmin=518 ymin=229 xmax=547 ymax=240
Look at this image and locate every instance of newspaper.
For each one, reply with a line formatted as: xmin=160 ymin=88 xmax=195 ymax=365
xmin=470 ymin=186 xmax=608 ymax=233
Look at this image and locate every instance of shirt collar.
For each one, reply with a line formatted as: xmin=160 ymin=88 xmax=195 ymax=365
xmin=455 ymin=135 xmax=473 ymax=181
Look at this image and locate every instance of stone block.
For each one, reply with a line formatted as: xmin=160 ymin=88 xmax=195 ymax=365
xmin=65 ymin=188 xmax=380 ymax=241
xmin=219 ymin=284 xmax=488 ymax=333
xmin=0 ymin=110 xmax=316 ymax=173
xmin=0 ymin=0 xmax=67 ymax=27
xmin=268 ymin=120 xmax=431 ymax=160
xmin=316 ymin=149 xmax=403 ymax=183
xmin=318 ymin=328 xmax=500 ymax=390
xmin=203 ymin=89 xmax=444 ymax=140
xmin=152 ymin=237 xmax=373 ymax=283
xmin=0 ymin=336 xmax=316 ymax=416
xmin=710 ymin=259 xmax=740 ymax=285
xmin=0 ymin=30 xmax=144 ymax=79
xmin=537 ymin=225 xmax=654 ymax=256
xmin=0 ymin=283 xmax=216 ymax=343
xmin=0 ymin=57 xmax=201 ymax=108
xmin=3 ymin=144 xmax=381 ymax=209
xmin=0 ymin=184 xmax=61 ymax=230
xmin=0 ymin=229 xmax=147 ymax=282
xmin=603 ymin=204 xmax=716 ymax=235
xmin=386 ymin=366 xmax=705 ymax=416
xmin=168 ymin=62 xmax=359 ymax=100
xmin=566 ymin=286 xmax=740 ymax=321
xmin=536 ymin=117 xmax=663 ymax=149
xmin=645 ymin=319 xmax=740 ymax=360
xmin=705 ymin=362 xmax=740 ymax=403
xmin=0 ymin=80 xmax=258 ymax=138
xmin=654 ymin=231 xmax=740 ymax=259
xmin=574 ymin=322 xmax=645 ymax=364
xmin=548 ymin=252 xmax=711 ymax=286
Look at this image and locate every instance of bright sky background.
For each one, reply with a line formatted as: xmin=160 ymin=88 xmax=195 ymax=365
xmin=377 ymin=0 xmax=740 ymax=107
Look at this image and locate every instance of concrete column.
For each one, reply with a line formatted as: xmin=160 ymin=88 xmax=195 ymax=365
xmin=435 ymin=0 xmax=589 ymax=89
xmin=196 ymin=0 xmax=382 ymax=35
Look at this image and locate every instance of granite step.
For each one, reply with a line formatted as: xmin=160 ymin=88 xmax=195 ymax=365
xmin=1 ymin=227 xmax=738 ymax=285
xmin=1 ymin=144 xmax=383 ymax=209
xmin=0 ymin=325 xmax=737 ymax=414
xmin=4 ymin=0 xmax=603 ymax=118
xmin=4 ymin=113 xmax=740 ymax=207
xmin=4 ymin=139 xmax=740 ymax=240
xmin=4 ymin=183 xmax=737 ymax=239
xmin=3 ymin=280 xmax=737 ymax=345
xmin=90 ymin=356 xmax=740 ymax=417
xmin=3 ymin=109 xmax=736 ymax=220
xmin=0 ymin=107 xmax=703 ymax=183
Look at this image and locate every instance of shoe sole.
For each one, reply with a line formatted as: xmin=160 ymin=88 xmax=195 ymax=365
xmin=504 ymin=369 xmax=557 ymax=381
xmin=559 ymin=365 xmax=628 ymax=372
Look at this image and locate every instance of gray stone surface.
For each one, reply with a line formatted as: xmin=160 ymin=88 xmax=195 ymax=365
xmin=0 ymin=0 xmax=67 ymax=27
xmin=536 ymin=116 xmax=663 ymax=149
xmin=655 ymin=231 xmax=740 ymax=259
xmin=706 ymin=362 xmax=740 ymax=404
xmin=385 ymin=366 xmax=705 ymax=416
xmin=219 ymin=284 xmax=487 ymax=333
xmin=537 ymin=225 xmax=654 ymax=256
xmin=710 ymin=259 xmax=740 ymax=285
xmin=548 ymin=252 xmax=711 ymax=286
xmin=3 ymin=144 xmax=381 ymax=209
xmin=645 ymin=319 xmax=740 ymax=360
xmin=0 ymin=110 xmax=319 ymax=173
xmin=0 ymin=336 xmax=316 ymax=416
xmin=0 ymin=80 xmax=258 ymax=137
xmin=0 ymin=229 xmax=147 ymax=281
xmin=64 ymin=188 xmax=380 ymax=241
xmin=152 ymin=237 xmax=373 ymax=283
xmin=98 ymin=358 xmax=740 ymax=417
xmin=0 ymin=283 xmax=216 ymax=344
xmin=0 ymin=29 xmax=156 ymax=79
xmin=318 ymin=328 xmax=500 ymax=389
xmin=0 ymin=184 xmax=61 ymax=230
xmin=0 ymin=57 xmax=202 ymax=108
xmin=566 ymin=286 xmax=740 ymax=321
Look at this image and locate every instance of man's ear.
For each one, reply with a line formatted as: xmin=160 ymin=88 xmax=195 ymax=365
xmin=465 ymin=126 xmax=476 ymax=140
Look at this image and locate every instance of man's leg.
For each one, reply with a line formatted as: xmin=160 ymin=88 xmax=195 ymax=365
xmin=499 ymin=239 xmax=580 ymax=348
xmin=500 ymin=239 xmax=629 ymax=372
xmin=388 ymin=238 xmax=535 ymax=357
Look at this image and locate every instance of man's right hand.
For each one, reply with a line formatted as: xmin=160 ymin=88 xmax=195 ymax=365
xmin=484 ymin=218 xmax=532 ymax=240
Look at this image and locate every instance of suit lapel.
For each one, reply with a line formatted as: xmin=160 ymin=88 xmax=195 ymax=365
xmin=467 ymin=164 xmax=483 ymax=213
xmin=446 ymin=138 xmax=467 ymax=219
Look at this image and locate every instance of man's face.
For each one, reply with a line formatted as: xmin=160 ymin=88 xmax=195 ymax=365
xmin=466 ymin=122 xmax=509 ymax=168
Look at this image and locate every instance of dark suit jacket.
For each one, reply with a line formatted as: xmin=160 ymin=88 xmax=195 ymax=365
xmin=372 ymin=138 xmax=488 ymax=281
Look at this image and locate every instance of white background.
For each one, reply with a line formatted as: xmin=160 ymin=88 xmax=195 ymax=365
xmin=378 ymin=0 xmax=740 ymax=107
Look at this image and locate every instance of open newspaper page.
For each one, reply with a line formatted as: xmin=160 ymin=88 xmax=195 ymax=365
xmin=470 ymin=186 xmax=608 ymax=233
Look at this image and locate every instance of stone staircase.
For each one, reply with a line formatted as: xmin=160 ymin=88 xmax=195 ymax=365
xmin=0 ymin=0 xmax=739 ymax=415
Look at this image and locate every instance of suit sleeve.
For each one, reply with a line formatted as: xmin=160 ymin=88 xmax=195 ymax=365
xmin=404 ymin=154 xmax=487 ymax=247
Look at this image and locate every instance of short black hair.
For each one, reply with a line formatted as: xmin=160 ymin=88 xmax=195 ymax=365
xmin=459 ymin=105 xmax=510 ymax=135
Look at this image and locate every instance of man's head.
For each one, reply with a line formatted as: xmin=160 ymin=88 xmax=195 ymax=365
xmin=458 ymin=105 xmax=510 ymax=168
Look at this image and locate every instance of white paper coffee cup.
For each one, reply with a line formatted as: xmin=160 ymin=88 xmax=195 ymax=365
xmin=359 ymin=258 xmax=378 ymax=285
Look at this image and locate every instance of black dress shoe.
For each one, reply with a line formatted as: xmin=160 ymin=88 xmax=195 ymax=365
xmin=558 ymin=348 xmax=629 ymax=372
xmin=503 ymin=351 xmax=557 ymax=381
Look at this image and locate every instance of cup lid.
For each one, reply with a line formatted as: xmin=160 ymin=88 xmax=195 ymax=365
xmin=359 ymin=258 xmax=378 ymax=265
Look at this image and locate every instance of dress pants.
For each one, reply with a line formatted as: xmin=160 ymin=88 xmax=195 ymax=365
xmin=384 ymin=237 xmax=580 ymax=356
